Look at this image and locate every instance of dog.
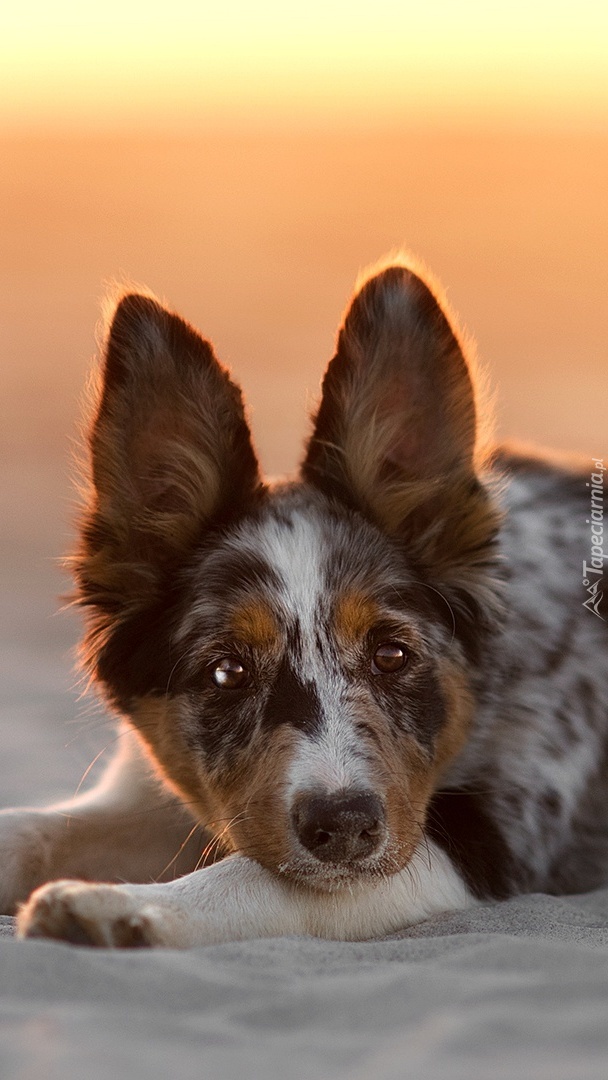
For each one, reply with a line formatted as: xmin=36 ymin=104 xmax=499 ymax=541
xmin=1 ymin=258 xmax=606 ymax=948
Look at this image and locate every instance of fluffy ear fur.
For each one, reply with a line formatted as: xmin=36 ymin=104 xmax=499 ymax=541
xmin=75 ymin=293 xmax=261 ymax=631
xmin=302 ymin=260 xmax=502 ymax=620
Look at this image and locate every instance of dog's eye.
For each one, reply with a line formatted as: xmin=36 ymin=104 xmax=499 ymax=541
xmin=371 ymin=641 xmax=408 ymax=675
xmin=211 ymin=657 xmax=250 ymax=690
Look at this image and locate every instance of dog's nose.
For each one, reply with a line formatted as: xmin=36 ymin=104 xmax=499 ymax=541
xmin=291 ymin=790 xmax=386 ymax=863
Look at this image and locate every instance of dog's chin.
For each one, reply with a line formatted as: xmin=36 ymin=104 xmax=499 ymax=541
xmin=272 ymin=848 xmax=409 ymax=894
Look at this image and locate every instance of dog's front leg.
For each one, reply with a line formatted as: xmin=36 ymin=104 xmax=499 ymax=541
xmin=0 ymin=725 xmax=202 ymax=914
xmin=17 ymin=839 xmax=474 ymax=947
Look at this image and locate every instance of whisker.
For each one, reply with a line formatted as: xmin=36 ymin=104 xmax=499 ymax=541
xmin=389 ymin=581 xmax=457 ymax=648
xmin=154 ymin=821 xmax=202 ymax=882
xmin=70 ymin=742 xmax=114 ymax=803
xmin=164 ymin=654 xmax=187 ymax=697
xmin=196 ymin=812 xmax=250 ymax=872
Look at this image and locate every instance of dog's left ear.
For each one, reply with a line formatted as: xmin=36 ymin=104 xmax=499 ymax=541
xmin=302 ymin=262 xmax=501 ymax=597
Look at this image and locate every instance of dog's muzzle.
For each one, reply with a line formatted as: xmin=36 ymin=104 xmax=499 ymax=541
xmin=291 ymin=790 xmax=386 ymax=864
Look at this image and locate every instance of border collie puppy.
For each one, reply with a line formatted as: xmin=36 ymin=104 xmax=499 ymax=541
xmin=2 ymin=259 xmax=606 ymax=947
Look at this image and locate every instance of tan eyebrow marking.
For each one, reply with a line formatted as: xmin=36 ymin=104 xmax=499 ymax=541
xmin=333 ymin=590 xmax=380 ymax=645
xmin=230 ymin=599 xmax=279 ymax=651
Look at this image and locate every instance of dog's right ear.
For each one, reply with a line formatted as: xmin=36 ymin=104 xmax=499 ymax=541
xmin=76 ymin=293 xmax=261 ymax=620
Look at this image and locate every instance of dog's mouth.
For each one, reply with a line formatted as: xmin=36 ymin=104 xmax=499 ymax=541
xmin=269 ymin=789 xmax=413 ymax=892
xmin=274 ymin=843 xmax=409 ymax=892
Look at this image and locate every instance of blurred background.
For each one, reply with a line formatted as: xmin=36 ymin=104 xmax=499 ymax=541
xmin=1 ymin=1 xmax=606 ymax=802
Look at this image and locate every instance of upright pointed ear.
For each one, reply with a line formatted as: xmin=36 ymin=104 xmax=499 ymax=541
xmin=76 ymin=293 xmax=261 ymax=620
xmin=302 ymin=261 xmax=501 ymax=603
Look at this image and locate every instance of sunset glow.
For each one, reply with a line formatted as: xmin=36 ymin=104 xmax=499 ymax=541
xmin=2 ymin=0 xmax=607 ymax=129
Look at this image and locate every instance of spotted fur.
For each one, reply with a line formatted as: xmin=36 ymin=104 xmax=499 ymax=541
xmin=5 ymin=257 xmax=608 ymax=947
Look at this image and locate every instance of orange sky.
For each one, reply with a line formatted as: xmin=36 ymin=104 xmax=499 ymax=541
xmin=2 ymin=1 xmax=607 ymax=130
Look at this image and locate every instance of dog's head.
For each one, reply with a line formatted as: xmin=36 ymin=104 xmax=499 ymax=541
xmin=75 ymin=260 xmax=503 ymax=890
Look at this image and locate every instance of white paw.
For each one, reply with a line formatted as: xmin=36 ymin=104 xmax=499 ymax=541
xmin=17 ymin=880 xmax=166 ymax=948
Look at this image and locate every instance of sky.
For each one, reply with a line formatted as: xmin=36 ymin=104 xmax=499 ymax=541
xmin=1 ymin=0 xmax=607 ymax=130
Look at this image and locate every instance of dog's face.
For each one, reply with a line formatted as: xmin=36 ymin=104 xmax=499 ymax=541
xmin=160 ymin=489 xmax=478 ymax=889
xmin=75 ymin=261 xmax=503 ymax=890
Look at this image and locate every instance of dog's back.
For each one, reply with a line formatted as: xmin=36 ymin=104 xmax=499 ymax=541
xmin=441 ymin=451 xmax=608 ymax=896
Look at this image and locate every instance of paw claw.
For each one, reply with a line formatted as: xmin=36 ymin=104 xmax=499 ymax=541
xmin=111 ymin=915 xmax=153 ymax=949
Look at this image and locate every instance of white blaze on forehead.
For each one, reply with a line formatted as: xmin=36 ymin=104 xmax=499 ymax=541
xmin=244 ymin=507 xmax=374 ymax=799
xmin=244 ymin=507 xmax=327 ymax=653
xmin=246 ymin=503 xmax=373 ymax=794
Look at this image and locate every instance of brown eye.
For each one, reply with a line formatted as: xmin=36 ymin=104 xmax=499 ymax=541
xmin=211 ymin=657 xmax=249 ymax=689
xmin=371 ymin=641 xmax=408 ymax=675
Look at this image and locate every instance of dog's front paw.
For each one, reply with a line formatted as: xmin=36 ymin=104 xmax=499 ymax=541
xmin=16 ymin=881 xmax=165 ymax=948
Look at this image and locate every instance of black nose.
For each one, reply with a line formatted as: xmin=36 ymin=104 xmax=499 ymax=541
xmin=291 ymin=790 xmax=386 ymax=863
